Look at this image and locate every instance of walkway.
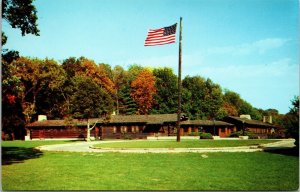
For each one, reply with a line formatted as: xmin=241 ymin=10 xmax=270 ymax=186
xmin=36 ymin=139 xmax=296 ymax=153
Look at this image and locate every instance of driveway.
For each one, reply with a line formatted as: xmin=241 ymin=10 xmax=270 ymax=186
xmin=36 ymin=139 xmax=296 ymax=153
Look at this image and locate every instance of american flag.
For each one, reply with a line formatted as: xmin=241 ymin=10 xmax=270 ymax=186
xmin=144 ymin=23 xmax=177 ymax=46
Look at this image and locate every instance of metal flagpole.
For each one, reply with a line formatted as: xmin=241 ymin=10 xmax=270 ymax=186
xmin=177 ymin=17 xmax=182 ymax=142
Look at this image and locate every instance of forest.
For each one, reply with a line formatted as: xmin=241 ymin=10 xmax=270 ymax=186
xmin=3 ymin=55 xmax=297 ymax=139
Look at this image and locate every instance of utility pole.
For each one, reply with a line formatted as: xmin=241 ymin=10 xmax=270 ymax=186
xmin=177 ymin=17 xmax=183 ymax=142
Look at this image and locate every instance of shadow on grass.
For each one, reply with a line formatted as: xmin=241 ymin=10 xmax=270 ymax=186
xmin=2 ymin=147 xmax=43 ymax=165
xmin=264 ymin=147 xmax=299 ymax=157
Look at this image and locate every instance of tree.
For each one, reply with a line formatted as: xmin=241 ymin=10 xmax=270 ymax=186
xmin=282 ymin=96 xmax=299 ymax=146
xmin=202 ymin=79 xmax=224 ymax=119
xmin=69 ymin=77 xmax=113 ymax=141
xmin=223 ymin=89 xmax=261 ymax=120
xmin=131 ymin=69 xmax=156 ymax=114
xmin=182 ymin=76 xmax=224 ymax=120
xmin=11 ymin=57 xmax=66 ymax=123
xmin=2 ymin=0 xmax=39 ymax=36
xmin=62 ymin=57 xmax=115 ymax=95
xmin=239 ymin=101 xmax=262 ymax=120
xmin=69 ymin=77 xmax=113 ymax=119
xmin=110 ymin=65 xmax=130 ymax=114
xmin=2 ymin=0 xmax=39 ymax=62
xmin=223 ymin=90 xmax=243 ymax=110
xmin=222 ymin=102 xmax=238 ymax=116
xmin=151 ymin=67 xmax=178 ymax=114
xmin=182 ymin=76 xmax=206 ymax=119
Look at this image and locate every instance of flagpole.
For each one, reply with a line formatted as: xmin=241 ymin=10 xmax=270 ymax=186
xmin=177 ymin=17 xmax=182 ymax=142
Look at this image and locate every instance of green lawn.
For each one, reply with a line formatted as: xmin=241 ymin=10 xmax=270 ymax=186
xmin=93 ymin=139 xmax=280 ymax=148
xmin=2 ymin=140 xmax=299 ymax=190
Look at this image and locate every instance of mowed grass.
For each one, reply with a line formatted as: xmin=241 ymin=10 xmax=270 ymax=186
xmin=2 ymin=140 xmax=299 ymax=190
xmin=2 ymin=140 xmax=81 ymax=148
xmin=93 ymin=139 xmax=280 ymax=148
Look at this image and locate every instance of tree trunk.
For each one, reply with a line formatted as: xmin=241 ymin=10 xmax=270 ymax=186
xmin=87 ymin=120 xmax=90 ymax=142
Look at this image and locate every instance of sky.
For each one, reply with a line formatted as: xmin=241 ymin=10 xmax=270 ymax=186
xmin=2 ymin=0 xmax=299 ymax=114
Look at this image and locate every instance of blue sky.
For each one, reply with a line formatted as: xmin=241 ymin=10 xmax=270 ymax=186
xmin=2 ymin=0 xmax=299 ymax=114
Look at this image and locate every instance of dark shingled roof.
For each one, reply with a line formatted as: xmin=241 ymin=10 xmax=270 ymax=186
xmin=223 ymin=116 xmax=276 ymax=128
xmin=108 ymin=114 xmax=177 ymax=124
xmin=181 ymin=120 xmax=234 ymax=127
xmin=26 ymin=114 xmax=179 ymax=127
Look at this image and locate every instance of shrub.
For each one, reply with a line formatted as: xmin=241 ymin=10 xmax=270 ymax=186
xmin=200 ymin=132 xmax=212 ymax=139
xmin=228 ymin=131 xmax=242 ymax=137
xmin=229 ymin=131 xmax=259 ymax=139
xmin=267 ymin=133 xmax=283 ymax=139
xmin=3 ymin=133 xmax=13 ymax=141
xmin=123 ymin=134 xmax=132 ymax=140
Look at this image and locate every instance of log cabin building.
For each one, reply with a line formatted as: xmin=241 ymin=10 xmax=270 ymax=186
xmin=222 ymin=116 xmax=279 ymax=138
xmin=180 ymin=120 xmax=235 ymax=137
xmin=26 ymin=114 xmax=278 ymax=140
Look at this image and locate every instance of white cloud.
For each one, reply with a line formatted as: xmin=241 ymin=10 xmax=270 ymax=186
xmin=207 ymin=38 xmax=290 ymax=55
xmin=198 ymin=58 xmax=296 ymax=79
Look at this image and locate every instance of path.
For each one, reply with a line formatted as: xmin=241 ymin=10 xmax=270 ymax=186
xmin=36 ymin=139 xmax=296 ymax=153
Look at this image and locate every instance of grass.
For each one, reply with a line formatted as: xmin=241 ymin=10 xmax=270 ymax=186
xmin=2 ymin=140 xmax=299 ymax=190
xmin=93 ymin=139 xmax=280 ymax=148
xmin=2 ymin=140 xmax=84 ymax=165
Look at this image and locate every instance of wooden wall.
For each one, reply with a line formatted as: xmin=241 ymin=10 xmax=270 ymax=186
xmin=30 ymin=127 xmax=95 ymax=139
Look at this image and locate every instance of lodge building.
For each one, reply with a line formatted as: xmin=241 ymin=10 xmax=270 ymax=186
xmin=25 ymin=113 xmax=279 ymax=140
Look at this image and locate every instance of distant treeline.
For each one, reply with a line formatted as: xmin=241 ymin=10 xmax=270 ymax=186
xmin=2 ymin=55 xmax=297 ymax=138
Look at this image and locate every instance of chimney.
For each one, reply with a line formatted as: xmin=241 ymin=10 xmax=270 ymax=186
xmin=38 ymin=115 xmax=47 ymax=121
xmin=263 ymin=116 xmax=272 ymax=124
xmin=240 ymin=114 xmax=251 ymax=120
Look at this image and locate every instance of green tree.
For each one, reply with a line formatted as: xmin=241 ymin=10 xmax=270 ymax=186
xmin=239 ymin=101 xmax=262 ymax=120
xmin=69 ymin=77 xmax=113 ymax=141
xmin=2 ymin=0 xmax=39 ymax=36
xmin=118 ymin=85 xmax=137 ymax=115
xmin=282 ymin=96 xmax=299 ymax=146
xmin=223 ymin=89 xmax=261 ymax=120
xmin=223 ymin=90 xmax=243 ymax=109
xmin=2 ymin=0 xmax=39 ymax=62
xmin=69 ymin=77 xmax=113 ymax=119
xmin=182 ymin=76 xmax=206 ymax=119
xmin=110 ymin=65 xmax=128 ymax=114
xmin=151 ymin=67 xmax=178 ymax=114
xmin=202 ymin=79 xmax=224 ymax=119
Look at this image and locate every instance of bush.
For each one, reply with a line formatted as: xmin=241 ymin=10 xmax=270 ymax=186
xmin=3 ymin=133 xmax=13 ymax=141
xmin=200 ymin=132 xmax=212 ymax=139
xmin=228 ymin=131 xmax=259 ymax=139
xmin=267 ymin=133 xmax=283 ymax=139
xmin=228 ymin=131 xmax=242 ymax=137
xmin=123 ymin=134 xmax=132 ymax=140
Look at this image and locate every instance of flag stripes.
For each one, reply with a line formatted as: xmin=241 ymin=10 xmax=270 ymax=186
xmin=144 ymin=23 xmax=177 ymax=46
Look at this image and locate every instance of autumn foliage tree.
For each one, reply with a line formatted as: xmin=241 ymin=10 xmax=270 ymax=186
xmin=131 ymin=69 xmax=156 ymax=115
xmin=11 ymin=57 xmax=66 ymax=123
xmin=62 ymin=57 xmax=115 ymax=95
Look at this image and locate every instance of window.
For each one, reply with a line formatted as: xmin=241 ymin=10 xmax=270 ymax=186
xmin=121 ymin=126 xmax=127 ymax=133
